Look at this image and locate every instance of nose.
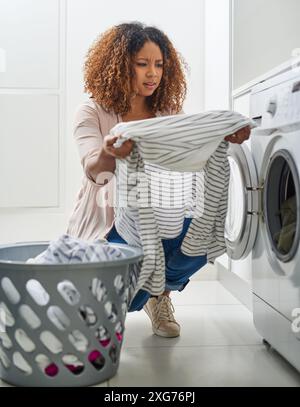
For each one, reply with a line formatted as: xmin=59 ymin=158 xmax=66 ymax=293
xmin=146 ymin=64 xmax=158 ymax=78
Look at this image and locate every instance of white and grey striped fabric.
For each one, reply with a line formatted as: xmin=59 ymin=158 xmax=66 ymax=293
xmin=26 ymin=234 xmax=126 ymax=264
xmin=110 ymin=111 xmax=256 ymax=297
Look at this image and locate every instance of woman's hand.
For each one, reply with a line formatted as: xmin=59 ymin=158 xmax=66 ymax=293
xmin=102 ymin=134 xmax=134 ymax=158
xmin=224 ymin=125 xmax=251 ymax=144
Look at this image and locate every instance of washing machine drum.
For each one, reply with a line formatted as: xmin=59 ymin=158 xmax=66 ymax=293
xmin=264 ymin=149 xmax=300 ymax=263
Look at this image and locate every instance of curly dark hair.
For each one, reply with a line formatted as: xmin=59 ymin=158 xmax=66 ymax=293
xmin=84 ymin=22 xmax=188 ymax=115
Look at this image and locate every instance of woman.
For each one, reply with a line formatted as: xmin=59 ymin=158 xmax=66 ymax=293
xmin=67 ymin=22 xmax=250 ymax=338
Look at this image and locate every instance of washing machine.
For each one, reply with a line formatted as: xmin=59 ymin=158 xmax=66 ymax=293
xmin=225 ymin=68 xmax=300 ymax=372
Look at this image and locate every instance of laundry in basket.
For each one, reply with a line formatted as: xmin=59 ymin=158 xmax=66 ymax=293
xmin=26 ymin=234 xmax=126 ymax=264
xmin=0 ymin=237 xmax=142 ymax=387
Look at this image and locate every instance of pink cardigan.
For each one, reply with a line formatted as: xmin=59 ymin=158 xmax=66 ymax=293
xmin=66 ymin=99 xmax=170 ymax=241
xmin=66 ymin=99 xmax=120 ymax=241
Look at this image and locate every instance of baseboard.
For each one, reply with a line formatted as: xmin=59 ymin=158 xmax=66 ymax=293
xmin=217 ymin=261 xmax=253 ymax=312
xmin=191 ymin=263 xmax=218 ymax=281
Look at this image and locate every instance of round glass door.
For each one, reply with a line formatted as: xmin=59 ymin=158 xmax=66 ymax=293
xmin=264 ymin=149 xmax=300 ymax=262
xmin=226 ymin=156 xmax=245 ymax=242
xmin=225 ymin=144 xmax=259 ymax=260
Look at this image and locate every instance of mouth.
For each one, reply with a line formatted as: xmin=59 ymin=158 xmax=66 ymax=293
xmin=143 ymin=82 xmax=156 ymax=89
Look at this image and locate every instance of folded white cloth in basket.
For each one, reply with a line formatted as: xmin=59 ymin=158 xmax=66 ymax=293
xmin=26 ymin=234 xmax=126 ymax=264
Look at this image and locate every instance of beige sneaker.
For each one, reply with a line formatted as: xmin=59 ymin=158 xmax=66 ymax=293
xmin=143 ymin=295 xmax=180 ymax=338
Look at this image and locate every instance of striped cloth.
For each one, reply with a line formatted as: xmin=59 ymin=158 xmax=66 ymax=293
xmin=25 ymin=233 xmax=140 ymax=311
xmin=26 ymin=234 xmax=126 ymax=264
xmin=110 ymin=111 xmax=256 ymax=297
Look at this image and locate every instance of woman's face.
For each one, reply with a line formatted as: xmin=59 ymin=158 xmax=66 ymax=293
xmin=132 ymin=41 xmax=163 ymax=98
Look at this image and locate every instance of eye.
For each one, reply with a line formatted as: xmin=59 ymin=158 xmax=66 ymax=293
xmin=136 ymin=62 xmax=147 ymax=67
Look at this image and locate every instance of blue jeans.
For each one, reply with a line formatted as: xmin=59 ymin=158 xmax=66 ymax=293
xmin=106 ymin=218 xmax=207 ymax=312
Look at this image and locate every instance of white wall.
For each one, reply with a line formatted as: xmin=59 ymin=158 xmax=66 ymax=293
xmin=204 ymin=0 xmax=230 ymax=111
xmin=233 ymin=0 xmax=300 ymax=90
xmin=0 ymin=0 xmax=67 ymax=245
xmin=0 ymin=0 xmax=205 ymax=244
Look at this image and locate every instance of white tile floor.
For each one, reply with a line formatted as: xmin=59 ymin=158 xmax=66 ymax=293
xmin=1 ymin=281 xmax=300 ymax=387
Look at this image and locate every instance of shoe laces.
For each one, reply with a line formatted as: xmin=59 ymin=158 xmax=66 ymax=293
xmin=154 ymin=296 xmax=176 ymax=323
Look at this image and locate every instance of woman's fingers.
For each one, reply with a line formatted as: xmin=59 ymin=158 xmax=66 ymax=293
xmin=106 ymin=135 xmax=119 ymax=146
xmin=225 ymin=126 xmax=251 ymax=145
xmin=103 ymin=134 xmax=133 ymax=158
xmin=106 ymin=139 xmax=134 ymax=158
xmin=114 ymin=141 xmax=133 ymax=158
xmin=225 ymin=134 xmax=239 ymax=143
xmin=236 ymin=126 xmax=251 ymax=144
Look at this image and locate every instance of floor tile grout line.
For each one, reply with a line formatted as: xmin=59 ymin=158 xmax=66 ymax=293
xmin=122 ymin=343 xmax=264 ymax=350
xmin=171 ymin=303 xmax=245 ymax=307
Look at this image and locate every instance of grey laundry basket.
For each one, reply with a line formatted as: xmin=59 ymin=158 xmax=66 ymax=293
xmin=0 ymin=241 xmax=142 ymax=387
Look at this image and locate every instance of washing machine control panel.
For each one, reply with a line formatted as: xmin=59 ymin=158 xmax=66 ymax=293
xmin=266 ymin=97 xmax=277 ymax=117
xmin=265 ymin=79 xmax=300 ymax=126
xmin=251 ymin=73 xmax=300 ymax=131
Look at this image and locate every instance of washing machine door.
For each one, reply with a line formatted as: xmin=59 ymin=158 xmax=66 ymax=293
xmin=260 ymin=141 xmax=300 ymax=325
xmin=225 ymin=143 xmax=259 ymax=260
xmin=263 ymin=148 xmax=300 ymax=268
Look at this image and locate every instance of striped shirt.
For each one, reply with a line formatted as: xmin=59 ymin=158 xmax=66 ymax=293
xmin=110 ymin=111 xmax=255 ymax=298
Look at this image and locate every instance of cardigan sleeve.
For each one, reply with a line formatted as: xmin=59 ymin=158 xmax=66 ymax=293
xmin=73 ymin=101 xmax=105 ymax=186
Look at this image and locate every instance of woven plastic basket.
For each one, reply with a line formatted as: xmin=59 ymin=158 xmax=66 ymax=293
xmin=0 ymin=241 xmax=142 ymax=387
